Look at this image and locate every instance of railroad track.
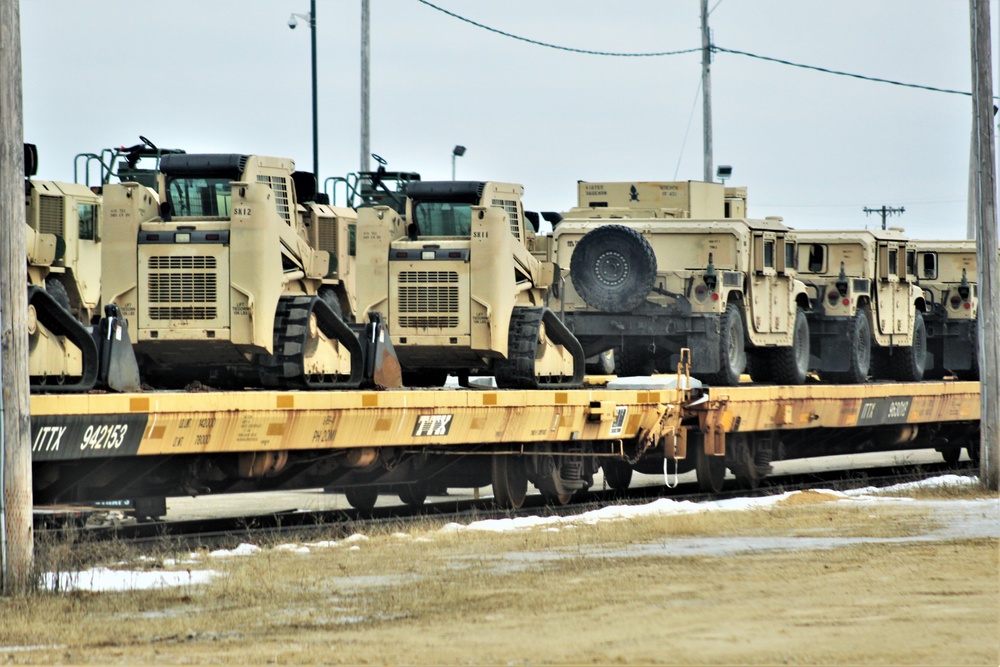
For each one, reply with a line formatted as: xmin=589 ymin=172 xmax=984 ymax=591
xmin=39 ymin=459 xmax=980 ymax=550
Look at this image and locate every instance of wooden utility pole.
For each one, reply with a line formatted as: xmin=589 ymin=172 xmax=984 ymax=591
xmin=360 ymin=0 xmax=371 ymax=173
xmin=969 ymin=0 xmax=999 ymax=490
xmin=1 ymin=0 xmax=34 ymax=595
xmin=862 ymin=205 xmax=905 ymax=230
xmin=700 ymin=0 xmax=713 ymax=183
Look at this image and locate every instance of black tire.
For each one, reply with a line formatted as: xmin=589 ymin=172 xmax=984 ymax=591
xmin=891 ymin=311 xmax=927 ymax=382
xmin=569 ymin=224 xmax=657 ymax=313
xmin=956 ymin=326 xmax=979 ymax=380
xmin=746 ymin=349 xmax=772 ymax=383
xmin=825 ymin=309 xmax=872 ymax=384
xmin=701 ymin=303 xmax=746 ymax=386
xmin=44 ymin=277 xmax=72 ymax=313
xmin=770 ymin=308 xmax=810 ymax=385
xmin=616 ymin=344 xmax=656 ymax=376
xmin=601 ymin=459 xmax=633 ymax=491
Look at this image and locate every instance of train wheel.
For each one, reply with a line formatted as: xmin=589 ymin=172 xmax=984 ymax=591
xmin=542 ymin=490 xmax=573 ymax=506
xmin=601 ymin=459 xmax=633 ymax=491
xmin=345 ymin=486 xmax=378 ymax=512
xmin=939 ymin=448 xmax=962 ymax=465
xmin=491 ymin=454 xmax=528 ymax=509
xmin=695 ymin=439 xmax=727 ymax=494
xmin=398 ymin=484 xmax=428 ymax=507
xmin=726 ymin=433 xmax=764 ymax=489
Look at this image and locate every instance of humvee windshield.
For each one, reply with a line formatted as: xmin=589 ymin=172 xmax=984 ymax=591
xmin=166 ymin=177 xmax=232 ymax=217
xmin=412 ymin=201 xmax=472 ymax=237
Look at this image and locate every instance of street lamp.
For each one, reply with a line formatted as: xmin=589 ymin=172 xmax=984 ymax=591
xmin=452 ymin=145 xmax=466 ymax=180
xmin=288 ymin=1 xmax=318 ymax=186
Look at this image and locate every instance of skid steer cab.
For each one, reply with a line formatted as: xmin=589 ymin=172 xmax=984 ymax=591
xmin=357 ymin=180 xmax=584 ymax=389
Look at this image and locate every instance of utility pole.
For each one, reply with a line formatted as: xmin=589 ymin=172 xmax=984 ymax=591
xmin=360 ymin=0 xmax=371 ymax=173
xmin=1 ymin=0 xmax=34 ymax=595
xmin=969 ymin=0 xmax=999 ymax=490
xmin=863 ymin=205 xmax=905 ymax=230
xmin=700 ymin=0 xmax=713 ymax=183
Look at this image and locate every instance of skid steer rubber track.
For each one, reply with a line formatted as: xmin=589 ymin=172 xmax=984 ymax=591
xmin=494 ymin=306 xmax=585 ymax=389
xmin=28 ymin=285 xmax=99 ymax=393
xmin=259 ymin=295 xmax=364 ymax=390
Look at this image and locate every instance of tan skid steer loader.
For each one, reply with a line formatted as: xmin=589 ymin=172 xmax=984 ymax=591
xmin=357 ymin=181 xmax=584 ymax=388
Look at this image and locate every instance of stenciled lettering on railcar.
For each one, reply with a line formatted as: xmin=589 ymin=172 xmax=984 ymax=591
xmin=856 ymin=396 xmax=913 ymax=426
xmin=30 ymin=413 xmax=148 ymax=461
xmin=412 ymin=414 xmax=453 ymax=437
xmin=609 ymin=406 xmax=628 ymax=437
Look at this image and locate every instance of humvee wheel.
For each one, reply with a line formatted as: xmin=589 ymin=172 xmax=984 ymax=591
xmin=491 ymin=454 xmax=528 ymax=509
xmin=891 ymin=311 xmax=927 ymax=382
xmin=956 ymin=326 xmax=979 ymax=380
xmin=702 ymin=304 xmax=746 ymax=386
xmin=585 ymin=348 xmax=616 ymax=375
xmin=616 ymin=344 xmax=655 ymax=376
xmin=770 ymin=309 xmax=810 ymax=385
xmin=570 ymin=225 xmax=657 ymax=313
xmin=826 ymin=309 xmax=872 ymax=384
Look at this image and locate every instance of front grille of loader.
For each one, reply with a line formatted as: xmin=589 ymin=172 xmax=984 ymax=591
xmin=147 ymin=255 xmax=218 ymax=320
xmin=397 ymin=270 xmax=459 ymax=328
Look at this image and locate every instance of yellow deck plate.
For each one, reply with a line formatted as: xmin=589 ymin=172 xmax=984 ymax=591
xmin=28 ymin=381 xmax=980 ymax=462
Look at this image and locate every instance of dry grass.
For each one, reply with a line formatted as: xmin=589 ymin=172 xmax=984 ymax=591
xmin=1 ymin=490 xmax=996 ymax=665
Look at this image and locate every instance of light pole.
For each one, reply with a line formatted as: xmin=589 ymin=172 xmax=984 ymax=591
xmin=288 ymin=0 xmax=319 ymax=185
xmin=452 ymin=145 xmax=466 ymax=180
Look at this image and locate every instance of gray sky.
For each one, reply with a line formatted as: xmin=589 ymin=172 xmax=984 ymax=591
xmin=21 ymin=0 xmax=996 ymax=238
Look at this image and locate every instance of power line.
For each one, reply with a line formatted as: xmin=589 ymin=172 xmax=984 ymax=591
xmin=715 ymin=47 xmax=976 ymax=98
xmin=414 ymin=0 xmax=988 ymax=98
xmin=414 ymin=0 xmax=700 ymax=57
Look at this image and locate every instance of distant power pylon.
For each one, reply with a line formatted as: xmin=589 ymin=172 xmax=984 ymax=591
xmin=863 ymin=205 xmax=905 ymax=230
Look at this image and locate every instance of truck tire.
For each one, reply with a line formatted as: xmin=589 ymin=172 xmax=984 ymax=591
xmin=701 ymin=303 xmax=746 ymax=386
xmin=770 ymin=308 xmax=810 ymax=385
xmin=825 ymin=308 xmax=871 ymax=384
xmin=891 ymin=311 xmax=927 ymax=382
xmin=44 ymin=277 xmax=72 ymax=314
xmin=616 ymin=344 xmax=656 ymax=376
xmin=569 ymin=224 xmax=656 ymax=313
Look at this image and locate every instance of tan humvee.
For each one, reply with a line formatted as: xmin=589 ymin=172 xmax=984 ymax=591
xmin=553 ymin=181 xmax=810 ymax=386
xmin=793 ymin=229 xmax=927 ymax=383
xmin=912 ymin=239 xmax=978 ymax=379
xmin=102 ymin=154 xmax=363 ymax=389
xmin=356 ymin=180 xmax=583 ymax=388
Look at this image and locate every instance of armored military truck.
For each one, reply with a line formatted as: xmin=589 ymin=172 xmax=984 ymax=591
xmin=793 ymin=229 xmax=927 ymax=383
xmin=554 ymin=181 xmax=811 ymax=386
xmin=912 ymin=239 xmax=977 ymax=379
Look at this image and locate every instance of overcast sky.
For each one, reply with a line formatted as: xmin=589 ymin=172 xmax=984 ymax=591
xmin=20 ymin=0 xmax=997 ymax=238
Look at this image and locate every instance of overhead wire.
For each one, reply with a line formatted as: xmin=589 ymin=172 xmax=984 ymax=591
xmin=414 ymin=0 xmax=986 ymax=98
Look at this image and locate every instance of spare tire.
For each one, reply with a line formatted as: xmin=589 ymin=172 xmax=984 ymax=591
xmin=569 ymin=224 xmax=657 ymax=312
